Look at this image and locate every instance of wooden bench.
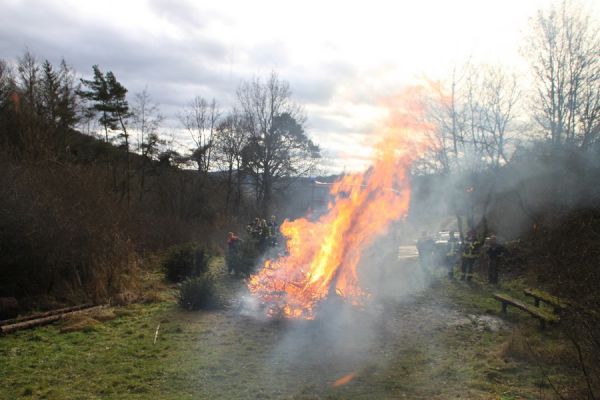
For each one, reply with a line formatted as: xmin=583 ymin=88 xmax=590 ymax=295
xmin=493 ymin=293 xmax=559 ymax=329
xmin=523 ymin=288 xmax=570 ymax=314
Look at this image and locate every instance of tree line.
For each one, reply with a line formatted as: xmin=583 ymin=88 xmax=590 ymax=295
xmin=1 ymin=54 xmax=320 ymax=213
xmin=0 ymin=52 xmax=319 ymax=306
xmin=413 ymin=1 xmax=600 ymax=239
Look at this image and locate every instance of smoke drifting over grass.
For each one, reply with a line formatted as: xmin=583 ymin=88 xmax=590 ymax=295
xmin=236 ymin=82 xmax=600 ymax=395
xmin=233 ymin=88 xmax=446 ymax=383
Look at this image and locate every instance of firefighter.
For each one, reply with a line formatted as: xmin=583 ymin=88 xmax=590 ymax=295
xmin=269 ymin=215 xmax=278 ymax=230
xmin=268 ymin=215 xmax=278 ymax=247
xmin=486 ymin=235 xmax=506 ymax=284
xmin=461 ymin=231 xmax=479 ymax=281
xmin=446 ymin=230 xmax=460 ymax=279
xmin=247 ymin=217 xmax=262 ymax=239
xmin=226 ymin=232 xmax=242 ymax=275
xmin=257 ymin=219 xmax=271 ymax=252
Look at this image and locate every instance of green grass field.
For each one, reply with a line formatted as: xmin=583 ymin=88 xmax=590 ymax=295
xmin=0 ymin=259 xmax=577 ymax=399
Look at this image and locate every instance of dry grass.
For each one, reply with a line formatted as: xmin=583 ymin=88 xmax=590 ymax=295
xmin=499 ymin=328 xmax=535 ymax=362
xmin=112 ymin=291 xmax=139 ymax=306
xmin=58 ymin=307 xmax=118 ymax=333
xmin=140 ymin=290 xmax=168 ymax=304
xmin=89 ymin=308 xmax=118 ymax=322
xmin=59 ymin=315 xmax=100 ymax=333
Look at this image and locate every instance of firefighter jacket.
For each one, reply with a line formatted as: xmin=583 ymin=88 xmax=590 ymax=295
xmin=462 ymin=240 xmax=480 ymax=259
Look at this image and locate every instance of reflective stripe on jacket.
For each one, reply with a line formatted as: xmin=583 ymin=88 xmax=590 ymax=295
xmin=462 ymin=241 xmax=479 ymax=259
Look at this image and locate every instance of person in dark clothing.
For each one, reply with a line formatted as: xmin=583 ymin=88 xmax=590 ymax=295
xmin=248 ymin=218 xmax=262 ymax=239
xmin=226 ymin=232 xmax=242 ymax=274
xmin=416 ymin=231 xmax=435 ymax=274
xmin=258 ymin=219 xmax=271 ymax=251
xmin=445 ymin=231 xmax=460 ymax=279
xmin=486 ymin=235 xmax=506 ymax=284
xmin=461 ymin=231 xmax=480 ymax=281
xmin=268 ymin=215 xmax=278 ymax=231
xmin=268 ymin=215 xmax=279 ymax=247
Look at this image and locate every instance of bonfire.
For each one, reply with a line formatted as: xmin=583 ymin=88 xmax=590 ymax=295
xmin=248 ymin=90 xmax=431 ymax=319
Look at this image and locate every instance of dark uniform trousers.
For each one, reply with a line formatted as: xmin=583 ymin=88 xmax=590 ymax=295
xmin=461 ymin=241 xmax=479 ymax=281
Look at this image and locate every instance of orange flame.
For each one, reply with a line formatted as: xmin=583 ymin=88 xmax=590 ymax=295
xmin=332 ymin=372 xmax=357 ymax=387
xmin=248 ymin=87 xmax=432 ymax=319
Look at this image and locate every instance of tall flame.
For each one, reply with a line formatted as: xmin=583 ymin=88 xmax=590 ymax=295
xmin=248 ymin=88 xmax=431 ymax=319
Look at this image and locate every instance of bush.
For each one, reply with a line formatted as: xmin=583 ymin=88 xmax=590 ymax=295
xmin=177 ymin=275 xmax=219 ymax=310
xmin=162 ymin=243 xmax=210 ymax=282
xmin=224 ymin=239 xmax=257 ymax=277
xmin=0 ymin=160 xmax=137 ymax=304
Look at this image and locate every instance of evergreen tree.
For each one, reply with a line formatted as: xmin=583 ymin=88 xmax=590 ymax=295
xmin=79 ymin=66 xmax=132 ymax=202
xmin=78 ymin=65 xmax=116 ymax=142
xmin=40 ymin=59 xmax=78 ymax=149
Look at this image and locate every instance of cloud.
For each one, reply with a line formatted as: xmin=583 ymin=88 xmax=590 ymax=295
xmin=0 ymin=0 xmax=553 ymax=173
xmin=290 ymin=63 xmax=356 ymax=104
xmin=147 ymin=0 xmax=205 ymax=30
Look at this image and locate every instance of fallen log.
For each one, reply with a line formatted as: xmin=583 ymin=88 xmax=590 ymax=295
xmin=0 ymin=305 xmax=105 ymax=334
xmin=0 ymin=303 xmax=94 ymax=327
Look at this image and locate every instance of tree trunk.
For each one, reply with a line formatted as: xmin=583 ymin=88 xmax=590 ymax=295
xmin=139 ymin=156 xmax=147 ymax=202
xmin=225 ymin=161 xmax=233 ymax=213
xmin=262 ymin=177 xmax=271 ymax=218
xmin=119 ymin=117 xmax=130 ymax=205
xmin=235 ymin=160 xmax=242 ymax=212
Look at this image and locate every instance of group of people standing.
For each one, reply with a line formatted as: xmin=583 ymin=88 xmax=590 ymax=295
xmin=246 ymin=216 xmax=279 ymax=249
xmin=226 ymin=215 xmax=280 ymax=275
xmin=417 ymin=230 xmax=506 ymax=284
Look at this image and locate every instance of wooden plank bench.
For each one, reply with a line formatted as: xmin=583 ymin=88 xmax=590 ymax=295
xmin=523 ymin=288 xmax=570 ymax=314
xmin=493 ymin=293 xmax=559 ymax=329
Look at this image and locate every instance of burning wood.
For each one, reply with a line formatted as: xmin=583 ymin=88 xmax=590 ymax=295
xmin=248 ymin=90 xmax=431 ymax=319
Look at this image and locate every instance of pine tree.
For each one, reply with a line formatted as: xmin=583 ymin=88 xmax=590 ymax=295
xmin=78 ymin=65 xmax=116 ymax=142
xmin=79 ymin=66 xmax=132 ymax=202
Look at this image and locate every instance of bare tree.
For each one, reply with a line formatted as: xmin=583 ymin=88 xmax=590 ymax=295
xmin=131 ymin=88 xmax=164 ymax=201
xmin=0 ymin=60 xmax=14 ymax=110
xmin=236 ymin=71 xmax=320 ymax=216
xmin=426 ymin=64 xmax=520 ymax=173
xmin=524 ymin=0 xmax=600 ymax=148
xmin=178 ymin=96 xmax=220 ymax=173
xmin=0 ymin=59 xmax=17 ymax=148
xmin=425 ymin=64 xmax=521 ymax=236
xmin=475 ymin=66 xmax=521 ymax=169
xmin=213 ymin=109 xmax=250 ymax=213
xmin=16 ymin=51 xmax=43 ymax=155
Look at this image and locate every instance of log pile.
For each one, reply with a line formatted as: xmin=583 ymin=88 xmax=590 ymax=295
xmin=0 ymin=304 xmax=104 ymax=334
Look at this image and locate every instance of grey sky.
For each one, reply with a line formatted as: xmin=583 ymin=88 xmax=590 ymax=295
xmin=1 ymin=0 xmax=596 ymax=172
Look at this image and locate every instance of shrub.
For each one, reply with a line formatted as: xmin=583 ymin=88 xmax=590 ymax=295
xmin=227 ymin=239 xmax=260 ymax=277
xmin=177 ymin=275 xmax=219 ymax=310
xmin=162 ymin=243 xmax=210 ymax=282
xmin=0 ymin=160 xmax=137 ymax=305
